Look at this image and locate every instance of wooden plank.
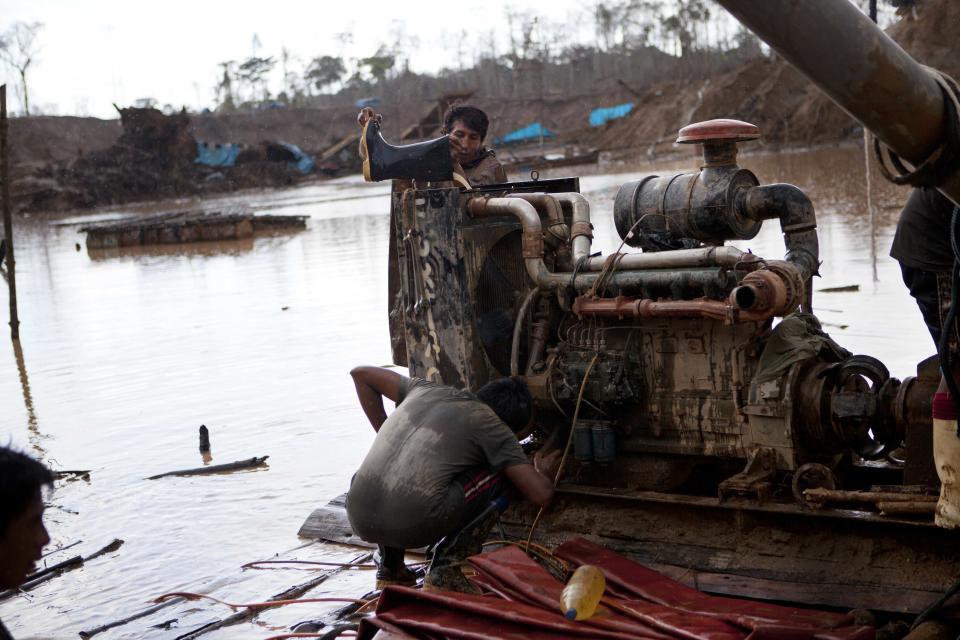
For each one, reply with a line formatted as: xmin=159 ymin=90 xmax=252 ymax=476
xmin=297 ymin=493 xmax=373 ymax=548
xmin=298 ymin=494 xmax=428 ymax=552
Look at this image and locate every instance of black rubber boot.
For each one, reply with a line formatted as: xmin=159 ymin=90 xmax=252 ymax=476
xmin=374 ymin=545 xmax=417 ymax=589
xmin=424 ymin=508 xmax=500 ymax=594
xmin=360 ymin=120 xmax=454 ymax=183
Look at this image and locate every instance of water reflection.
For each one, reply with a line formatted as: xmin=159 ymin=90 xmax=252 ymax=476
xmin=13 ymin=338 xmax=46 ymax=459
xmin=86 ymin=237 xmax=256 ymax=261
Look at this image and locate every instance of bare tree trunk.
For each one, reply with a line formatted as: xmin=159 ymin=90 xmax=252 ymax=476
xmin=19 ymin=69 xmax=29 ymax=116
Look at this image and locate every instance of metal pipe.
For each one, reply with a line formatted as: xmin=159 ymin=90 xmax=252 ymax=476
xmin=737 ymin=183 xmax=820 ymax=281
xmin=572 ymin=295 xmax=776 ymax=323
xmin=511 ymin=288 xmax=539 ymax=377
xmin=715 ymin=0 xmax=960 ymax=205
xmin=468 ymin=197 xmax=734 ymax=294
xmin=584 ymin=245 xmax=746 ymax=271
xmin=553 ymin=192 xmax=593 ymax=263
xmin=508 ymin=193 xmax=568 ymax=243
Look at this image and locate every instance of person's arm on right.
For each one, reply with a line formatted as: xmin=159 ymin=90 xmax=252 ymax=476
xmin=349 ymin=366 xmax=405 ymax=432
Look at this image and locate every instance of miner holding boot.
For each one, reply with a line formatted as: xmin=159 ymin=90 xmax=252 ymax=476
xmin=357 ymin=104 xmax=506 ymax=188
xmin=345 ymin=366 xmax=559 ymax=592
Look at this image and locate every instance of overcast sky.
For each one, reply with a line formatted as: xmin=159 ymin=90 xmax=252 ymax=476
xmin=1 ymin=0 xmax=597 ymax=118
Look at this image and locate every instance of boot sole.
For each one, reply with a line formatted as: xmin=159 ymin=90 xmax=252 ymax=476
xmin=376 ymin=578 xmax=417 ymax=590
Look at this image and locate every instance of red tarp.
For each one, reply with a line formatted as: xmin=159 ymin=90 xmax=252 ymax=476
xmin=356 ymin=537 xmax=875 ymax=640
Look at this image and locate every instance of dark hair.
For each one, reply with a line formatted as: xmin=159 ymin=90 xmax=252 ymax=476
xmin=476 ymin=376 xmax=532 ymax=432
xmin=0 ymin=447 xmax=53 ymax=536
xmin=443 ymin=105 xmax=490 ymax=142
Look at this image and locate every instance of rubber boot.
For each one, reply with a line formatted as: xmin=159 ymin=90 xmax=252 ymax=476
xmin=424 ymin=502 xmax=504 ymax=594
xmin=374 ymin=545 xmax=417 ymax=589
xmin=932 ymin=392 xmax=960 ymax=528
xmin=360 ymin=120 xmax=454 ymax=184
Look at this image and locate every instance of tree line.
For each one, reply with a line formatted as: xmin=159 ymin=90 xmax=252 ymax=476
xmin=207 ymin=0 xmax=910 ymax=114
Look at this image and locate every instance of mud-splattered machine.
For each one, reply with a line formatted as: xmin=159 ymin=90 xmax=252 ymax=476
xmin=383 ymin=0 xmax=960 ymax=617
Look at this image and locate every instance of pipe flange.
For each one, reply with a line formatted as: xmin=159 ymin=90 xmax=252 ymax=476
xmin=763 ymin=260 xmax=805 ymax=314
xmin=571 ymin=220 xmax=594 ymax=241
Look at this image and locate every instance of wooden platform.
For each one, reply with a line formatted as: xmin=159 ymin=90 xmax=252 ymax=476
xmin=299 ymin=488 xmax=960 ymax=615
xmin=81 ymin=211 xmax=307 ymax=249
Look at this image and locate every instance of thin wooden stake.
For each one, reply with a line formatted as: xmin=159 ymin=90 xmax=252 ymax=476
xmin=0 ymin=84 xmax=19 ymax=339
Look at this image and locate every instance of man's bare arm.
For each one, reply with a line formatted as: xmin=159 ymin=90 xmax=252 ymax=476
xmin=504 ymin=449 xmax=562 ymax=508
xmin=350 ymin=366 xmax=405 ymax=432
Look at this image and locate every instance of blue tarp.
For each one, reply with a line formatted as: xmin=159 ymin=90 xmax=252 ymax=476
xmin=495 ymin=122 xmax=555 ymax=145
xmin=275 ymin=141 xmax=315 ymax=174
xmin=589 ymin=102 xmax=635 ymax=127
xmin=195 ymin=142 xmax=241 ymax=167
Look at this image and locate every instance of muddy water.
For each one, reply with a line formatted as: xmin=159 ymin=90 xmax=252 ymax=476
xmin=0 ymin=146 xmax=929 ymax=638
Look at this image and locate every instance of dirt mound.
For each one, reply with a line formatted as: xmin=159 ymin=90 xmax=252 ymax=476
xmin=887 ymin=0 xmax=960 ymax=78
xmin=22 ymin=107 xmax=315 ymax=212
xmin=593 ymin=0 xmax=956 ymax=156
xmin=8 ymin=115 xmax=120 ymax=167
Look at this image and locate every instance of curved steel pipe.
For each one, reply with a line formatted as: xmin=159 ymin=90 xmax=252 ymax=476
xmin=511 ymin=288 xmax=539 ymax=377
xmin=508 ymin=193 xmax=568 ymax=244
xmin=553 ymin=192 xmax=593 ymax=264
xmin=737 ymin=183 xmax=820 ymax=281
xmin=715 ymin=0 xmax=960 ymax=205
xmin=467 ymin=196 xmax=733 ymax=294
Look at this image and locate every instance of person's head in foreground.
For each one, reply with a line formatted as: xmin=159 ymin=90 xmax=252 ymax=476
xmin=0 ymin=446 xmax=52 ymax=589
xmin=442 ymin=105 xmax=490 ymax=165
xmin=476 ymin=375 xmax=532 ymax=434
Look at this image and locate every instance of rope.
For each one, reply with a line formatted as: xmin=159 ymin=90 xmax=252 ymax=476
xmin=524 ymin=353 xmax=600 ymax=552
xmin=153 ymin=592 xmax=368 ymax=610
xmin=874 ymin=67 xmax=960 ymax=189
xmin=483 ymin=539 xmax=571 ymax=578
xmin=589 ymin=212 xmax=666 ymax=298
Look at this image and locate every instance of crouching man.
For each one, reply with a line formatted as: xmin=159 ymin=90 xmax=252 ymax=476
xmin=346 ymin=366 xmax=560 ymax=593
xmin=1 ymin=447 xmax=53 ymax=639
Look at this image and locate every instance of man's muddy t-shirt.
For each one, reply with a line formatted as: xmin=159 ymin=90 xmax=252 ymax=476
xmin=346 ymin=378 xmax=529 ymax=549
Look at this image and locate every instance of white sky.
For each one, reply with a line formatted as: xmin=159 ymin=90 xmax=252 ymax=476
xmin=0 ymin=0 xmax=593 ymax=118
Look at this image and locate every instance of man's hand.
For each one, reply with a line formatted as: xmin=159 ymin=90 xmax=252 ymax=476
xmin=357 ymin=107 xmax=382 ymax=127
xmin=534 ymin=449 xmax=562 ymax=482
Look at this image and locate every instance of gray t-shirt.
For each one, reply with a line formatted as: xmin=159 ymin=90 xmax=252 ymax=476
xmin=346 ymin=377 xmax=529 ymax=548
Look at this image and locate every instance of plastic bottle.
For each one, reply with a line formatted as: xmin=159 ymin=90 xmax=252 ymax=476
xmin=560 ymin=564 xmax=606 ymax=621
xmin=932 ymin=392 xmax=960 ymax=528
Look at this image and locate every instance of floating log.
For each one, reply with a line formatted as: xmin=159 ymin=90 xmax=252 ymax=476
xmin=81 ymin=211 xmax=307 ymax=250
xmin=0 ymin=538 xmax=123 ymax=601
xmin=818 ymin=284 xmax=861 ymax=293
xmin=53 ymin=469 xmax=91 ymax=480
xmin=146 ymin=456 xmax=268 ymax=480
xmin=79 ymin=597 xmax=185 ymax=638
xmin=172 ymin=551 xmax=371 ymax=640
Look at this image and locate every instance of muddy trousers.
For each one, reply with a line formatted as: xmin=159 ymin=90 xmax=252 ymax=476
xmin=379 ymin=468 xmax=512 ymax=577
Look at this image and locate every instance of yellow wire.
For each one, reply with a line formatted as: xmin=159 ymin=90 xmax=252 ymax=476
xmin=525 ymin=352 xmax=600 ymax=553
